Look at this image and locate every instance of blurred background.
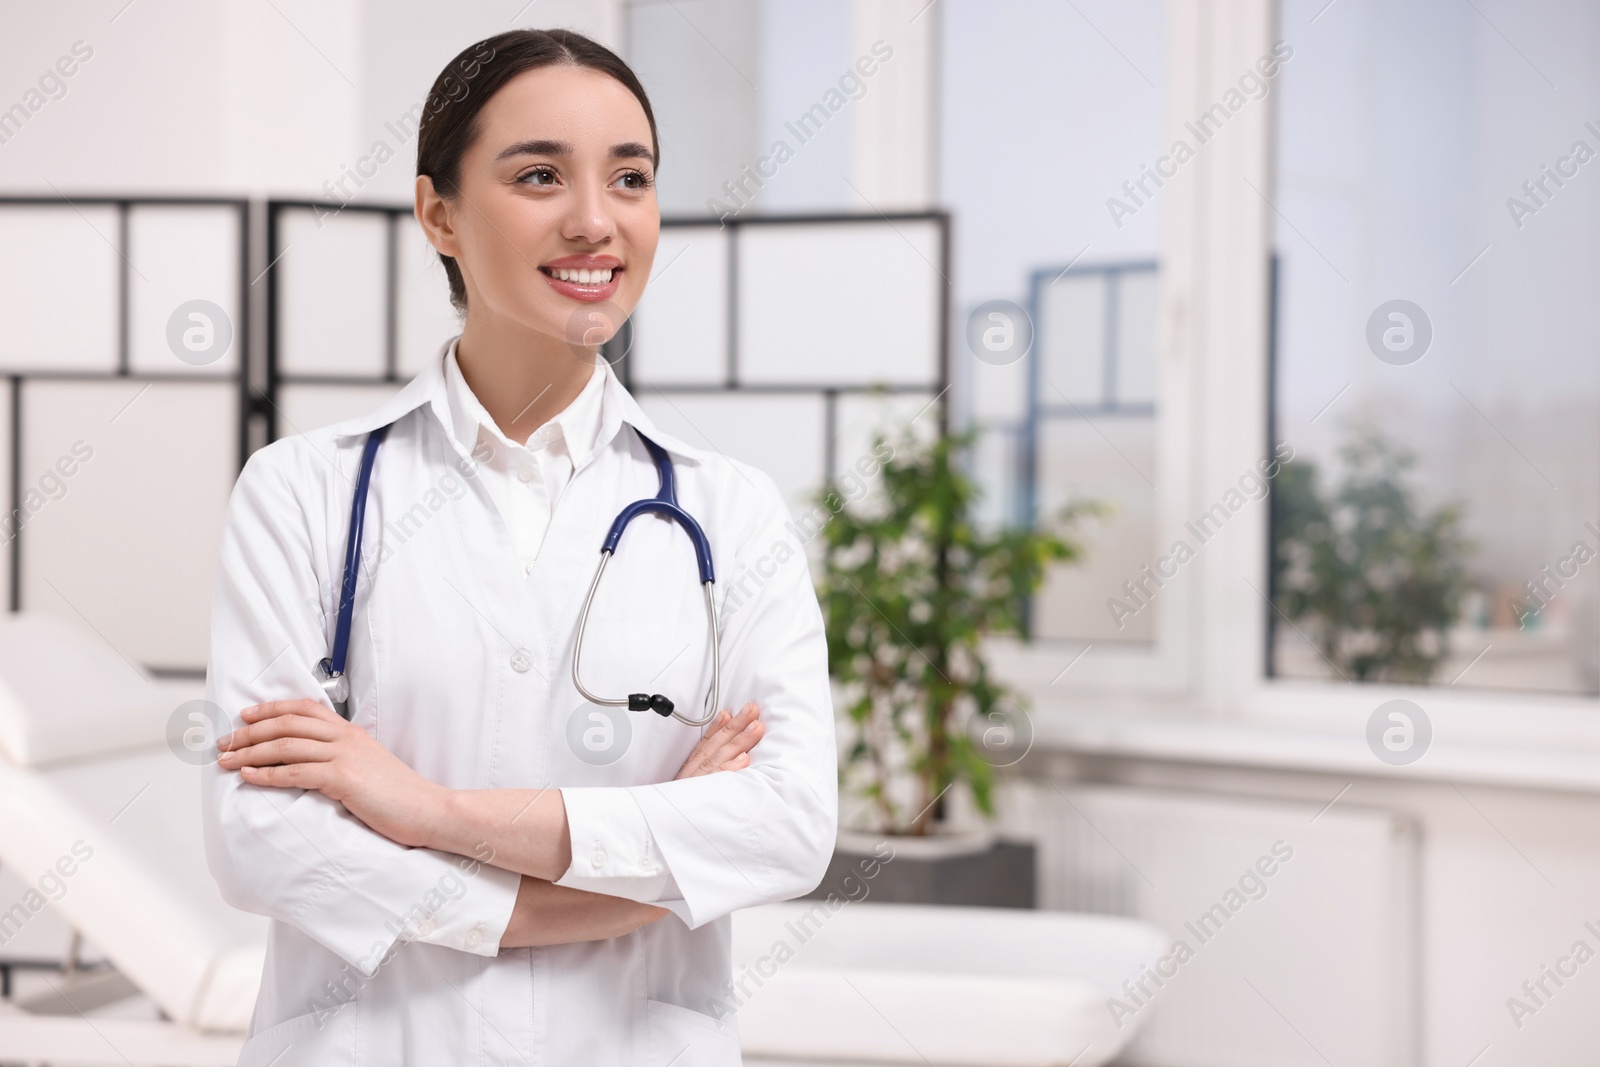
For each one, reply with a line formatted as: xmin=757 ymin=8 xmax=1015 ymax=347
xmin=3 ymin=0 xmax=1600 ymax=1065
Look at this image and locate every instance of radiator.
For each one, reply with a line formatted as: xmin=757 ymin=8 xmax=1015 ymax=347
xmin=1001 ymin=783 xmax=1419 ymax=1067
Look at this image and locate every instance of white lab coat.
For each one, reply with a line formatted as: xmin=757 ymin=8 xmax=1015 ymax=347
xmin=201 ymin=345 xmax=838 ymax=1066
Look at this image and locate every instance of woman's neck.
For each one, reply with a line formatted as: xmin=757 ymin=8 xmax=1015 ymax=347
xmin=454 ymin=311 xmax=598 ymax=445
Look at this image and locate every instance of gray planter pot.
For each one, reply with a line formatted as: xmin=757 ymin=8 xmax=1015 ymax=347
xmin=805 ymin=829 xmax=1036 ymax=908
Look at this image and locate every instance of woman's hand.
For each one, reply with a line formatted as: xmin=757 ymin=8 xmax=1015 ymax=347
xmin=217 ymin=699 xmax=444 ymax=849
xmin=674 ymin=702 xmax=763 ymax=779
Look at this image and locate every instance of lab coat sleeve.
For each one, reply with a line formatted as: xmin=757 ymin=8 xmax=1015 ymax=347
xmin=200 ymin=440 xmax=522 ymax=976
xmin=566 ymin=466 xmax=838 ymax=927
xmin=554 ymin=789 xmax=677 ymax=901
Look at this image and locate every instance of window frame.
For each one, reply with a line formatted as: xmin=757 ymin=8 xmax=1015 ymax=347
xmin=996 ymin=0 xmax=1600 ymax=757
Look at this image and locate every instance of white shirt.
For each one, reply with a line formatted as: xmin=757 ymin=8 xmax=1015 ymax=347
xmin=443 ymin=341 xmax=603 ymax=573
xmin=201 ymin=340 xmax=837 ymax=1066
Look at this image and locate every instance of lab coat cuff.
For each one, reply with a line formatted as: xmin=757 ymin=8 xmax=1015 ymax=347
xmin=396 ymin=854 xmax=521 ymax=957
xmin=556 ymin=787 xmax=674 ymax=902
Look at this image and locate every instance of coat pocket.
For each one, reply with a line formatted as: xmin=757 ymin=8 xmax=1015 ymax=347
xmin=236 ymin=1000 xmax=357 ymax=1067
xmin=644 ymin=997 xmax=741 ymax=1066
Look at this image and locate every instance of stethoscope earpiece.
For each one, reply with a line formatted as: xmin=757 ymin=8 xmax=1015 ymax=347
xmin=627 ymin=693 xmax=676 ymax=717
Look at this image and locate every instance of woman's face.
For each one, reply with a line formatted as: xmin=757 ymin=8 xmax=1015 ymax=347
xmin=421 ymin=63 xmax=659 ymax=347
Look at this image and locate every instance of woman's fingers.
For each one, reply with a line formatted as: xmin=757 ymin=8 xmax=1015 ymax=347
xmin=713 ymin=716 xmax=761 ymax=767
xmin=239 ymin=762 xmax=327 ymax=789
xmin=219 ymin=736 xmax=333 ymax=768
xmin=707 ymin=708 xmax=762 ymax=769
xmin=673 ymin=703 xmax=763 ymax=779
xmin=696 ymin=705 xmax=763 ymax=773
xmin=241 ymin=698 xmax=342 ymax=725
xmin=219 ymin=712 xmax=341 ymax=753
xmin=710 ymin=703 xmax=757 ymax=744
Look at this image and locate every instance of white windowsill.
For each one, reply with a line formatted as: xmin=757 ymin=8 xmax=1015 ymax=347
xmin=1029 ymin=705 xmax=1600 ymax=796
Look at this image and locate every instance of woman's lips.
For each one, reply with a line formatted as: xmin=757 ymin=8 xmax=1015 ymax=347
xmin=540 ymin=266 xmax=621 ymax=303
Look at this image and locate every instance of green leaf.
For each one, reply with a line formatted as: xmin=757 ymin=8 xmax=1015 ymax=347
xmin=816 ymin=424 xmax=1097 ymax=835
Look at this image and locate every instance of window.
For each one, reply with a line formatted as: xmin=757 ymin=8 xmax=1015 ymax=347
xmin=1270 ymin=0 xmax=1600 ymax=695
xmin=939 ymin=0 xmax=1170 ymax=649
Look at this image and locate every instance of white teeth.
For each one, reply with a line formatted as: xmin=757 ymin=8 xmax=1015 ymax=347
xmin=551 ymin=267 xmax=613 ymax=284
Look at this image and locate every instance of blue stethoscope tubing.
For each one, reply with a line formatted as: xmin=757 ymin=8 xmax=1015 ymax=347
xmin=317 ymin=423 xmax=721 ymax=727
xmin=318 ymin=424 xmax=390 ymax=713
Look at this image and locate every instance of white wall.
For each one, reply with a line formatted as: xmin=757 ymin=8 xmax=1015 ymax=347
xmin=0 ymin=1 xmax=624 ymax=670
xmin=0 ymin=0 xmax=621 ymax=199
xmin=1017 ymin=750 xmax=1600 ymax=1067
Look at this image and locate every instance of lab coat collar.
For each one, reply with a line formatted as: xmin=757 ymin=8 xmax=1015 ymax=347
xmin=327 ymin=338 xmax=708 ymax=467
xmin=440 ymin=338 xmax=607 ymax=461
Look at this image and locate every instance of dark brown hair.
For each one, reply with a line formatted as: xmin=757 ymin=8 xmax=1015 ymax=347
xmin=415 ymin=29 xmax=660 ymax=312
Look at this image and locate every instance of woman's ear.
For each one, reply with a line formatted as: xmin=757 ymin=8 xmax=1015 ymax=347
xmin=414 ymin=174 xmax=460 ymax=258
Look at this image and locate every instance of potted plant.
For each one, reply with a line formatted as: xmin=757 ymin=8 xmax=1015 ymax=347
xmin=1271 ymin=427 xmax=1473 ymax=683
xmin=806 ymin=426 xmax=1092 ymax=907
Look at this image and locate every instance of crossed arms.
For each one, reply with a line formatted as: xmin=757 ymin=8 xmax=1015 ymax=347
xmin=215 ymin=699 xmax=764 ymax=947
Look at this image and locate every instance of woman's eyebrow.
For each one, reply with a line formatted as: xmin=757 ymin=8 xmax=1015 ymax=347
xmin=496 ymin=138 xmax=570 ymax=161
xmin=495 ymin=139 xmax=656 ymax=166
xmin=611 ymin=141 xmax=656 ymax=165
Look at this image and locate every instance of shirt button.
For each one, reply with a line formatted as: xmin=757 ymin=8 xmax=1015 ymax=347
xmin=417 ymin=918 xmax=436 ymax=937
xmin=524 ymin=560 xmax=536 ymax=577
xmin=465 ymin=926 xmax=483 ymax=949
xmin=510 ymin=648 xmax=533 ymax=673
xmin=591 ymin=847 xmax=608 ymax=870
xmin=518 ymin=466 xmax=535 ymax=484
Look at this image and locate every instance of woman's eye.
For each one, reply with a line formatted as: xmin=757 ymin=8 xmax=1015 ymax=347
xmin=519 ymin=167 xmax=558 ymax=186
xmin=615 ymin=170 xmax=654 ymax=191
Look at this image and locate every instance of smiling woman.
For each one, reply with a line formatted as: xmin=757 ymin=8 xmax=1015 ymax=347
xmin=409 ymin=31 xmax=665 ymax=440
xmin=200 ymin=28 xmax=837 ymax=1067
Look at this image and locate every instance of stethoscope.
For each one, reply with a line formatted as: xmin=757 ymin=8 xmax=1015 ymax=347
xmin=317 ymin=423 xmax=721 ymax=727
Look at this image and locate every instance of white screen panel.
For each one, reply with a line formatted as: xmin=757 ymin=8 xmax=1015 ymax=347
xmin=275 ymin=382 xmax=404 ymax=481
xmin=1038 ymin=273 xmax=1107 ymax=407
xmin=1033 ymin=415 xmax=1156 ymax=643
xmin=736 ymin=221 xmax=941 ymax=387
xmin=636 ymin=392 xmax=825 ymax=519
xmin=278 ymin=383 xmax=402 ymax=440
xmin=128 ymin=205 xmax=241 ymax=376
xmin=630 ymin=226 xmax=728 ymax=386
xmin=0 ymin=205 xmax=119 ymax=371
xmin=396 ymin=215 xmax=459 ymax=377
xmin=279 ymin=209 xmax=388 ymax=377
xmin=828 ymin=390 xmax=941 ymax=529
xmin=972 ymin=424 xmax=1021 ymax=529
xmin=833 ymin=391 xmax=938 ymax=478
xmin=20 ymin=381 xmax=237 ymax=668
xmin=970 ymin=327 xmax=1031 ymax=423
xmin=1114 ymin=269 xmax=1159 ymax=406
xmin=0 ymin=380 xmax=14 ymax=613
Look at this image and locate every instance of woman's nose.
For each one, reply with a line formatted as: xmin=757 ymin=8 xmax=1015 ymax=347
xmin=561 ymin=180 xmax=617 ymax=245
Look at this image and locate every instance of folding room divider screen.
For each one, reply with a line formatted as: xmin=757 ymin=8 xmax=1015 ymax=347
xmin=0 ymin=197 xmax=949 ymax=672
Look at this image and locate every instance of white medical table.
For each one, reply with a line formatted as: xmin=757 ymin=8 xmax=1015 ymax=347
xmin=0 ymin=613 xmax=259 ymax=1065
xmin=0 ymin=613 xmax=1166 ymax=1067
xmin=736 ymin=902 xmax=1166 ymax=1067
